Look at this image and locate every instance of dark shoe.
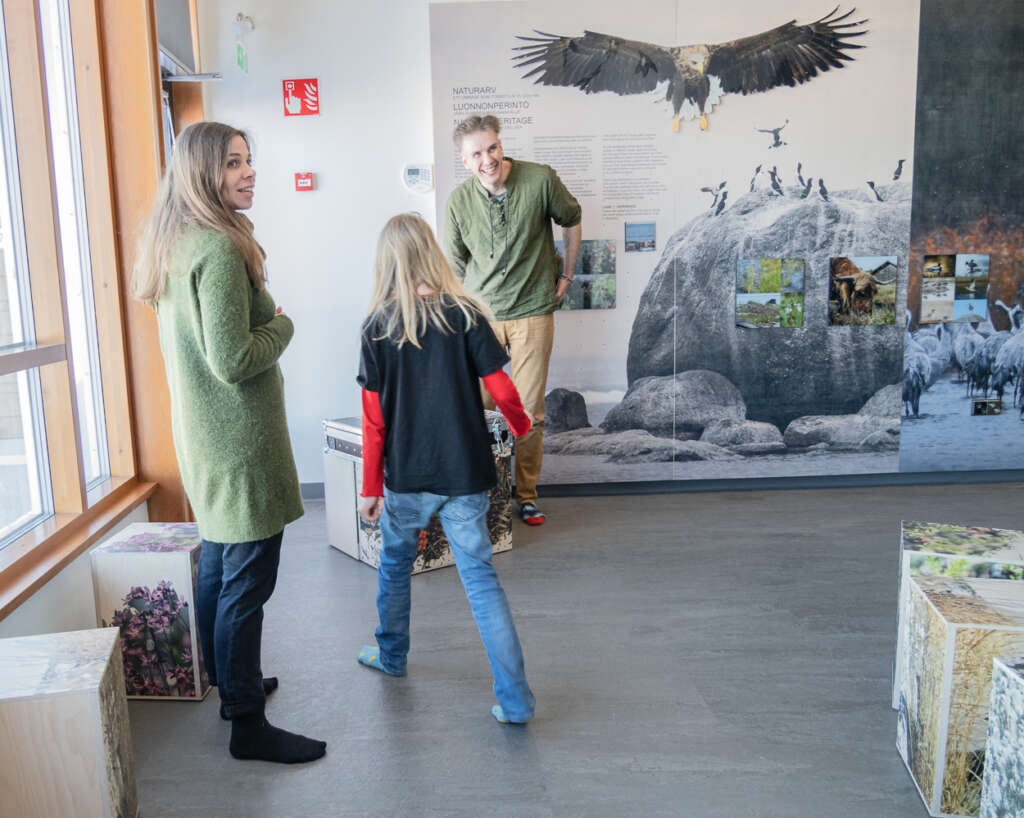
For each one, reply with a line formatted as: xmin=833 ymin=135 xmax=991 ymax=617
xmin=518 ymin=502 xmax=545 ymax=526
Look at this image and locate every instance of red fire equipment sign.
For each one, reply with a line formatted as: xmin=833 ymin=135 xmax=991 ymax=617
xmin=283 ymin=78 xmax=319 ymax=116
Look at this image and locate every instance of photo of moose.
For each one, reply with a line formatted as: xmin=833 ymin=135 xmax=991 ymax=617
xmin=735 ymin=258 xmax=804 ymax=328
xmin=828 ymin=256 xmax=899 ymax=325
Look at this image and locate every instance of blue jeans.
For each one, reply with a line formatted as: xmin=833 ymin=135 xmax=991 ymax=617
xmin=376 ymin=490 xmax=535 ymax=721
xmin=197 ymin=531 xmax=283 ymax=718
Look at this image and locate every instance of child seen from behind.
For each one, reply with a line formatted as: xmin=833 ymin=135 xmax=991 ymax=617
xmin=356 ymin=213 xmax=535 ymax=724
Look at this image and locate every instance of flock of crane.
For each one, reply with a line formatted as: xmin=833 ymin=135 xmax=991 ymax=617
xmin=903 ymin=300 xmax=1024 ymax=418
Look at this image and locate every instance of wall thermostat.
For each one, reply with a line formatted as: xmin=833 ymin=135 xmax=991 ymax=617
xmin=402 ymin=164 xmax=434 ymax=193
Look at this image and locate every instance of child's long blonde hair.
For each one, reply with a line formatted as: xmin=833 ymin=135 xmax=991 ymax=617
xmin=367 ymin=213 xmax=491 ymax=348
xmin=132 ymin=121 xmax=266 ymax=306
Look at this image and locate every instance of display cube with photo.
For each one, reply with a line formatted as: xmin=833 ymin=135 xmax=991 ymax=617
xmin=323 ymin=412 xmax=514 ymax=573
xmin=896 ymin=574 xmax=1024 ymax=817
xmin=90 ymin=523 xmax=210 ymax=700
xmin=979 ymin=656 xmax=1024 ymax=817
xmin=894 ymin=521 xmax=1024 ymax=708
xmin=0 ymin=628 xmax=138 ymax=817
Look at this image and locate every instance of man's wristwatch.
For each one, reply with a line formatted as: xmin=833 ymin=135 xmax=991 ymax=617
xmin=558 ymin=273 xmax=573 ymax=282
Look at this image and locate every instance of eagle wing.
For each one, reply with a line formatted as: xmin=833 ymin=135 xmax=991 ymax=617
xmin=705 ymin=7 xmax=867 ymax=95
xmin=512 ymin=30 xmax=678 ymax=96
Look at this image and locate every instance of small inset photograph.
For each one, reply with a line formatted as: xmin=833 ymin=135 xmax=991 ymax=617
xmin=736 ymin=259 xmax=759 ymax=294
xmin=952 ymin=299 xmax=989 ymax=323
xmin=736 ymin=292 xmax=781 ymax=328
xmin=923 ymin=254 xmax=955 ymax=277
xmin=556 ymin=239 xmax=616 ymax=311
xmin=972 ymin=397 xmax=1003 ymax=416
xmin=559 ymin=274 xmax=616 ymax=310
xmin=779 ymin=292 xmax=804 ymax=327
xmin=828 ymin=256 xmax=898 ymax=325
xmin=624 ymin=222 xmax=656 ymax=252
xmin=757 ymin=258 xmax=782 ymax=293
xmin=955 ymin=278 xmax=988 ymax=300
xmin=920 ymin=277 xmax=955 ymax=323
xmin=780 ymin=258 xmax=805 ymax=293
xmin=955 ymin=253 xmax=989 ymax=278
xmin=922 ymin=278 xmax=955 ymax=301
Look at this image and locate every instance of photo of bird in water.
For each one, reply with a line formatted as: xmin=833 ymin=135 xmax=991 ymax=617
xmin=512 ymin=7 xmax=867 ymax=132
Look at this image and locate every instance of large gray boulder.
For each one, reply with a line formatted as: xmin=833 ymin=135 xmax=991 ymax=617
xmin=858 ymin=384 xmax=902 ymax=417
xmin=625 ymin=181 xmax=909 ymax=430
xmin=545 ymin=388 xmax=590 ymax=433
xmin=543 ymin=427 xmax=739 ymax=462
xmin=783 ymin=414 xmax=900 ymax=451
xmin=699 ymin=419 xmax=783 ymax=446
xmin=601 ymin=370 xmax=746 ymax=438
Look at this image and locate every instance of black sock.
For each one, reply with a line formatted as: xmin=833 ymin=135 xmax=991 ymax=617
xmin=220 ymin=677 xmax=279 ymax=720
xmin=229 ymin=714 xmax=326 ymax=764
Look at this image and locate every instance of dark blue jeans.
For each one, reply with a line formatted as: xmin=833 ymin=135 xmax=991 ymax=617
xmin=196 ymin=531 xmax=283 ymax=719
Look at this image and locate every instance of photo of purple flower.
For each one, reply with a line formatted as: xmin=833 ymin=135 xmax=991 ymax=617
xmin=104 ymin=581 xmax=202 ymax=697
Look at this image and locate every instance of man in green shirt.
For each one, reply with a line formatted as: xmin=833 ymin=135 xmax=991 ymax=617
xmin=445 ymin=114 xmax=582 ymax=525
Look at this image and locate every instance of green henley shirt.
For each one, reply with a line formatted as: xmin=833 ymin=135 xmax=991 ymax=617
xmin=444 ymin=158 xmax=581 ymax=321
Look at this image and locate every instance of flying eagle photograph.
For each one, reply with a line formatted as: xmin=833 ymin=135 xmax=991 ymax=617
xmin=513 ymin=7 xmax=867 ymax=131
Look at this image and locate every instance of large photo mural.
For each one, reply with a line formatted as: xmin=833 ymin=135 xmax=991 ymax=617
xmin=430 ymin=0 xmax=1021 ymax=486
xmin=898 ymin=0 xmax=1024 ymax=474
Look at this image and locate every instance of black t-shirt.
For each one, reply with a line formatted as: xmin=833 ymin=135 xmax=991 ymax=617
xmin=357 ymin=298 xmax=509 ymax=495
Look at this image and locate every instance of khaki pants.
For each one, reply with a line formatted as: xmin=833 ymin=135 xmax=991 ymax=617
xmin=482 ymin=313 xmax=555 ymax=504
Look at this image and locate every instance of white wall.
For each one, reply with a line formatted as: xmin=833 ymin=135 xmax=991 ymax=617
xmin=0 ymin=504 xmax=150 ymax=639
xmin=198 ymin=0 xmax=453 ymax=484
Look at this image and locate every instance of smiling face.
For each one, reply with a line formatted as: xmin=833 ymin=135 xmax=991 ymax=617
xmin=220 ymin=134 xmax=255 ymax=210
xmin=459 ymin=129 xmax=505 ymax=192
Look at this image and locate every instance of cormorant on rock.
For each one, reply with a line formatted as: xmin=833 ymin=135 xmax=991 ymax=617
xmin=768 ymin=166 xmax=784 ymax=195
xmin=799 ymin=177 xmax=813 ymax=198
xmin=714 ymin=190 xmax=728 ymax=215
xmin=700 ymin=183 xmax=725 ymax=209
xmin=749 ymin=164 xmax=762 ymax=192
xmin=818 ymin=179 xmax=830 ymax=201
xmin=892 ymin=159 xmax=906 ymax=181
xmin=796 ymin=162 xmax=805 ymax=187
xmin=757 ymin=119 xmax=789 ymax=148
xmin=867 ymin=180 xmax=883 ymax=202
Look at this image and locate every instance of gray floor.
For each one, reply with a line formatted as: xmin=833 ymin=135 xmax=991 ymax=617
xmin=129 ymin=483 xmax=1024 ymax=817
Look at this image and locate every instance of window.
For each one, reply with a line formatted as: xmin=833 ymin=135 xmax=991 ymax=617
xmin=0 ymin=0 xmax=136 ymax=552
xmin=0 ymin=3 xmax=52 ymax=543
xmin=39 ymin=0 xmax=108 ymax=489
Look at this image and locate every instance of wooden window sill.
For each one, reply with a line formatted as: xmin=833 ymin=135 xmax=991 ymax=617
xmin=0 ymin=477 xmax=156 ymax=621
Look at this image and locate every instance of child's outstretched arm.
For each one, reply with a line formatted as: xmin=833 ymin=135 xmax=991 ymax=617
xmin=481 ymin=370 xmax=532 ymax=437
xmin=358 ymin=388 xmax=386 ymax=522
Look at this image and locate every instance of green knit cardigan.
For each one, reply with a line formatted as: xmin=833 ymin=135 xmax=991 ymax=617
xmin=155 ymin=227 xmax=303 ymax=543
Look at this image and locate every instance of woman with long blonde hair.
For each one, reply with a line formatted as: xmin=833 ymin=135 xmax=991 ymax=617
xmin=356 ymin=213 xmax=536 ymax=724
xmin=133 ymin=121 xmax=325 ymax=764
